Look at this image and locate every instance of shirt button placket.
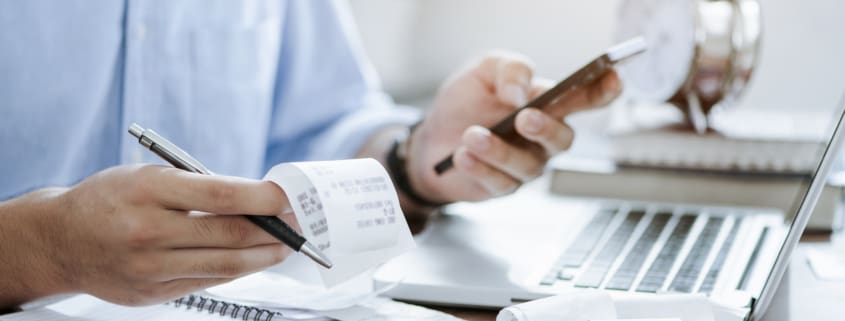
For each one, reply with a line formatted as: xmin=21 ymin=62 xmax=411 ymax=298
xmin=121 ymin=0 xmax=146 ymax=165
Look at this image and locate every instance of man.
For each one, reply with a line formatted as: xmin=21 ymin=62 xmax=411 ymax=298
xmin=0 ymin=0 xmax=620 ymax=310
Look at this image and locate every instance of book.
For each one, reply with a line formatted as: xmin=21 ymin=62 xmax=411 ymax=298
xmin=549 ymin=158 xmax=842 ymax=232
xmin=607 ymin=107 xmax=832 ymax=175
xmin=610 ymin=127 xmax=826 ymax=175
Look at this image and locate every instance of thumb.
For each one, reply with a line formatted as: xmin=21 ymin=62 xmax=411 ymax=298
xmin=495 ymin=60 xmax=532 ymax=108
xmin=474 ymin=52 xmax=534 ymax=108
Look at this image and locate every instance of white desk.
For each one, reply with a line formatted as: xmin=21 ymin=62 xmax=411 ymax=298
xmin=433 ymin=239 xmax=845 ymax=321
xmin=779 ymin=242 xmax=845 ymax=321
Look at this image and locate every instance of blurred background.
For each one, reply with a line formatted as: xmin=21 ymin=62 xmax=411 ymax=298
xmin=347 ymin=0 xmax=845 ymax=113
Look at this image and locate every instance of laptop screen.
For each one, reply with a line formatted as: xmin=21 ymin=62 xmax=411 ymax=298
xmin=751 ymin=95 xmax=845 ymax=317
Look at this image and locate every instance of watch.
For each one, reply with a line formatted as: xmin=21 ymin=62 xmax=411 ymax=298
xmin=615 ymin=0 xmax=762 ymax=132
xmin=386 ymin=123 xmax=446 ymax=208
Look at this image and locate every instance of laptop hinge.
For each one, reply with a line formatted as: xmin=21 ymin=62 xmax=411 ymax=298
xmin=745 ymin=296 xmax=757 ymax=321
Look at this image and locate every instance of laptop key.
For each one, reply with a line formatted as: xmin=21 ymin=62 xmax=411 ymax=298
xmin=636 ymin=215 xmax=696 ymax=293
xmin=542 ymin=208 xmax=617 ymax=286
xmin=539 ymin=273 xmax=557 ymax=286
xmin=699 ymin=218 xmax=742 ymax=294
xmin=575 ymin=210 xmax=646 ymax=288
xmin=668 ymin=217 xmax=725 ymax=293
xmin=605 ymin=213 xmax=671 ymax=291
xmin=557 ymin=268 xmax=576 ymax=280
xmin=557 ymin=208 xmax=617 ymax=268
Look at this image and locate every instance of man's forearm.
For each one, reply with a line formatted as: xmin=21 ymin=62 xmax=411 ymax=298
xmin=0 ymin=188 xmax=70 ymax=309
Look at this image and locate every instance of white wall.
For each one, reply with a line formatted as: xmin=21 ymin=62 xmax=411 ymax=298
xmin=740 ymin=0 xmax=845 ymax=112
xmin=349 ymin=0 xmax=845 ymax=112
xmin=349 ymin=0 xmax=620 ymax=103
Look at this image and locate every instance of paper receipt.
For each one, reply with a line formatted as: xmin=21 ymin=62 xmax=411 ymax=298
xmin=264 ymin=158 xmax=415 ymax=286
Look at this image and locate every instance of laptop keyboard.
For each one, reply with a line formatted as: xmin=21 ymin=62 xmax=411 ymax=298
xmin=574 ymin=210 xmax=645 ymax=288
xmin=604 ymin=212 xmax=671 ymax=291
xmin=699 ymin=219 xmax=742 ymax=293
xmin=668 ymin=217 xmax=725 ymax=292
xmin=542 ymin=206 xmax=748 ymax=294
xmin=557 ymin=209 xmax=616 ymax=268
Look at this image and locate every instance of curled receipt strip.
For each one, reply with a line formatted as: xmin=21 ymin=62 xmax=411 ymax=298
xmin=264 ymin=158 xmax=416 ymax=286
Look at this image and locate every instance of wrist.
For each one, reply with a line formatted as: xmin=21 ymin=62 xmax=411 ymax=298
xmin=356 ymin=123 xmax=446 ymax=222
xmin=390 ymin=124 xmax=447 ymax=203
xmin=385 ymin=125 xmax=444 ymax=219
xmin=403 ymin=122 xmax=454 ymax=205
xmin=0 ymin=188 xmax=74 ymax=308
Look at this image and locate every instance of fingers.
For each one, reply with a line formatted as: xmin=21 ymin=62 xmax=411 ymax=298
xmin=461 ymin=126 xmax=544 ymax=181
xmin=542 ymin=70 xmax=622 ymax=119
xmin=514 ymin=108 xmax=575 ymax=156
xmin=163 ymin=214 xmax=279 ymax=249
xmin=134 ymin=166 xmax=289 ymax=216
xmin=453 ymin=114 xmax=575 ymax=199
xmin=159 ymin=278 xmax=234 ymax=301
xmin=453 ymin=147 xmax=520 ymax=199
xmin=163 ymin=244 xmax=290 ymax=280
xmin=165 ymin=209 xmax=300 ymax=249
xmin=475 ymin=52 xmax=535 ymax=107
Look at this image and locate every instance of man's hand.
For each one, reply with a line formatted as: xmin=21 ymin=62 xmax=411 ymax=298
xmin=408 ymin=52 xmax=622 ymax=203
xmin=0 ymin=164 xmax=295 ymax=307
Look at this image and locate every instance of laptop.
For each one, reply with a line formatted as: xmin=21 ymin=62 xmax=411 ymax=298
xmin=374 ymin=95 xmax=845 ymax=321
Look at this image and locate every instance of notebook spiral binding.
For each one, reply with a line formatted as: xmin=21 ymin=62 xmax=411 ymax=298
xmin=170 ymin=294 xmax=282 ymax=321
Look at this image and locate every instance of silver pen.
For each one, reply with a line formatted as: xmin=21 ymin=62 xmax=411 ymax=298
xmin=128 ymin=123 xmax=333 ymax=269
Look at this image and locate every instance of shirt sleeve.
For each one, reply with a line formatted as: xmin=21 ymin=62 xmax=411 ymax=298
xmin=263 ymin=0 xmax=420 ymax=171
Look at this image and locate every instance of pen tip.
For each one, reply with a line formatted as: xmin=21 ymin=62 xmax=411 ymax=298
xmin=300 ymin=242 xmax=333 ymax=269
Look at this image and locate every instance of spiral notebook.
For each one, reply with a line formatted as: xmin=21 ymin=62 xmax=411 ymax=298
xmin=1 ymin=293 xmax=463 ymax=321
xmin=168 ymin=294 xmax=325 ymax=321
xmin=0 ymin=294 xmax=326 ymax=321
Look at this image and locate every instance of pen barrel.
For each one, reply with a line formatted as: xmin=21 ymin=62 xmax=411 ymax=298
xmin=245 ymin=215 xmax=307 ymax=251
xmin=433 ymin=156 xmax=455 ymax=175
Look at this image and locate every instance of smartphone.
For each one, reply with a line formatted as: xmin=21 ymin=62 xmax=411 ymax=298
xmin=433 ymin=36 xmax=648 ymax=175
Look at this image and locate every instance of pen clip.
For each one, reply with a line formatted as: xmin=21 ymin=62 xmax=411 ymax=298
xmin=128 ymin=123 xmax=214 ymax=175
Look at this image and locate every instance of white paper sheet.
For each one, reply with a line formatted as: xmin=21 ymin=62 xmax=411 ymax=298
xmin=206 ymin=272 xmax=464 ymax=321
xmin=206 ymin=272 xmax=390 ymax=311
xmin=322 ymin=297 xmax=466 ymax=321
xmin=497 ymin=292 xmax=726 ymax=321
xmin=807 ymin=248 xmax=845 ymax=281
xmin=592 ymin=319 xmax=680 ymax=321
xmin=613 ymin=294 xmax=715 ymax=321
xmin=497 ymin=290 xmax=616 ymax=321
xmin=264 ymin=159 xmax=415 ymax=286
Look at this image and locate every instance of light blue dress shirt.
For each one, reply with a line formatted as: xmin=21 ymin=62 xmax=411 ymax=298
xmin=0 ymin=0 xmax=419 ymax=200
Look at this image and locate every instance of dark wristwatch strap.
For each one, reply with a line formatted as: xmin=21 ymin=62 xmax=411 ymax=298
xmin=386 ymin=124 xmax=445 ymax=208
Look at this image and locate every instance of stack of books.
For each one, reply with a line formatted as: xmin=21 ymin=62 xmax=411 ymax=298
xmin=550 ymin=109 xmax=843 ymax=232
